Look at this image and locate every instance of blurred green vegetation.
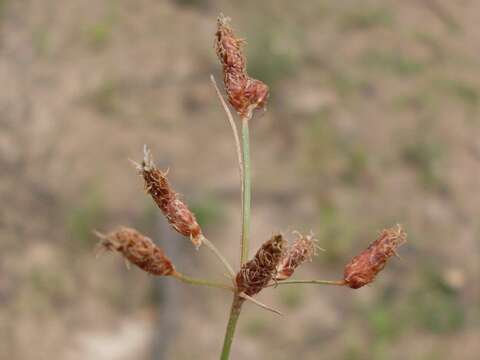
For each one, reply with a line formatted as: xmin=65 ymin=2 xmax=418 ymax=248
xmin=32 ymin=27 xmax=51 ymax=56
xmin=393 ymin=89 xmax=437 ymax=113
xmin=408 ymin=266 xmax=465 ymax=333
xmin=360 ymin=49 xmax=426 ymax=76
xmin=190 ymin=195 xmax=225 ymax=229
xmin=66 ymin=185 xmax=106 ymax=249
xmin=414 ymin=32 xmax=444 ymax=60
xmin=86 ymin=21 xmax=113 ymax=50
xmin=173 ymin=0 xmax=209 ymax=10
xmin=84 ymin=0 xmax=118 ymax=50
xmin=86 ymin=79 xmax=122 ymax=116
xmin=402 ymin=133 xmax=448 ymax=193
xmin=243 ymin=315 xmax=269 ymax=337
xmin=316 ymin=204 xmax=356 ymax=263
xmin=278 ymin=286 xmax=305 ymax=310
xmin=246 ymin=25 xmax=301 ymax=93
xmin=138 ymin=202 xmax=158 ymax=234
xmin=0 ymin=0 xmax=5 ymax=20
xmin=327 ymin=69 xmax=370 ymax=99
xmin=354 ymin=263 xmax=466 ymax=360
xmin=28 ymin=266 xmax=71 ymax=311
xmin=435 ymin=78 xmax=480 ymax=109
xmin=304 ymin=112 xmax=370 ymax=186
xmin=339 ymin=7 xmax=394 ymax=31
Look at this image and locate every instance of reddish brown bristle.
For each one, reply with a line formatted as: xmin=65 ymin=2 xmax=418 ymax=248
xmin=276 ymin=232 xmax=319 ymax=281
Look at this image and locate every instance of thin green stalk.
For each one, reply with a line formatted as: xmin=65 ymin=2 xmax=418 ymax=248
xmin=220 ymin=295 xmax=244 ymax=360
xmin=172 ymin=271 xmax=234 ymax=291
xmin=240 ymin=118 xmax=251 ymax=265
xmin=266 ymin=279 xmax=346 ymax=287
xmin=220 ymin=117 xmax=252 ymax=359
xmin=210 ymin=75 xmax=243 ymax=192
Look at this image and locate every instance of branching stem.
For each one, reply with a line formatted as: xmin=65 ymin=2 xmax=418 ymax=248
xmin=220 ymin=295 xmax=244 ymax=360
xmin=172 ymin=271 xmax=234 ymax=291
xmin=239 ymin=292 xmax=283 ymax=316
xmin=220 ymin=116 xmax=253 ymax=359
xmin=266 ymin=279 xmax=346 ymax=287
xmin=210 ymin=75 xmax=243 ymax=193
xmin=240 ymin=118 xmax=251 ymax=265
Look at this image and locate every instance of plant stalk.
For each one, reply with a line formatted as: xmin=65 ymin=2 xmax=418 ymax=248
xmin=266 ymin=279 xmax=346 ymax=287
xmin=172 ymin=271 xmax=234 ymax=291
xmin=210 ymin=75 xmax=243 ymax=193
xmin=220 ymin=295 xmax=244 ymax=360
xmin=240 ymin=118 xmax=251 ymax=265
xmin=219 ymin=117 xmax=252 ymax=359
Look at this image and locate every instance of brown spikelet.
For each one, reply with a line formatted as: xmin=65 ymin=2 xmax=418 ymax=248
xmin=236 ymin=234 xmax=286 ymax=296
xmin=215 ymin=14 xmax=269 ymax=119
xmin=343 ymin=225 xmax=407 ymax=289
xmin=96 ymin=227 xmax=175 ymax=276
xmin=137 ymin=146 xmax=204 ymax=248
xmin=275 ymin=232 xmax=319 ymax=281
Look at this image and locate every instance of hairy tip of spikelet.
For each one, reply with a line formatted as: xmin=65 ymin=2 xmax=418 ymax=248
xmin=236 ymin=234 xmax=287 ymax=296
xmin=215 ymin=14 xmax=269 ymax=119
xmin=343 ymin=224 xmax=407 ymax=289
xmin=275 ymin=231 xmax=320 ymax=281
xmin=95 ymin=227 xmax=175 ymax=276
xmin=137 ymin=146 xmax=204 ymax=248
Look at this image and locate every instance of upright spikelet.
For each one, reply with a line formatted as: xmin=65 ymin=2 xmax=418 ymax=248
xmin=96 ymin=227 xmax=175 ymax=276
xmin=236 ymin=234 xmax=286 ymax=296
xmin=215 ymin=14 xmax=269 ymax=119
xmin=137 ymin=146 xmax=204 ymax=248
xmin=343 ymin=225 xmax=406 ymax=289
xmin=276 ymin=232 xmax=319 ymax=281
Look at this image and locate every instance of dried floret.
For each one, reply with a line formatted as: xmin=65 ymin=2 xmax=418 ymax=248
xmin=344 ymin=225 xmax=406 ymax=289
xmin=96 ymin=227 xmax=175 ymax=276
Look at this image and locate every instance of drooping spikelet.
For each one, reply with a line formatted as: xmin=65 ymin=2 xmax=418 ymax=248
xmin=137 ymin=146 xmax=204 ymax=248
xmin=343 ymin=225 xmax=406 ymax=289
xmin=275 ymin=232 xmax=319 ymax=281
xmin=96 ymin=227 xmax=175 ymax=276
xmin=215 ymin=14 xmax=269 ymax=119
xmin=236 ymin=234 xmax=286 ymax=296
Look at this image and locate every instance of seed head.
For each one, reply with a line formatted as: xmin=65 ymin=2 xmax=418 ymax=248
xmin=343 ymin=225 xmax=406 ymax=289
xmin=96 ymin=227 xmax=175 ymax=276
xmin=215 ymin=14 xmax=269 ymax=119
xmin=276 ymin=232 xmax=320 ymax=281
xmin=136 ymin=146 xmax=204 ymax=248
xmin=236 ymin=234 xmax=287 ymax=296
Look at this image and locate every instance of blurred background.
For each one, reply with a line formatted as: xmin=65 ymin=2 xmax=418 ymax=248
xmin=1 ymin=0 xmax=479 ymax=359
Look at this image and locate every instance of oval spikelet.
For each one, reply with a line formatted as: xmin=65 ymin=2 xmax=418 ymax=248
xmin=137 ymin=146 xmax=204 ymax=248
xmin=344 ymin=225 xmax=406 ymax=289
xmin=97 ymin=227 xmax=175 ymax=276
xmin=215 ymin=14 xmax=269 ymax=119
xmin=236 ymin=234 xmax=286 ymax=296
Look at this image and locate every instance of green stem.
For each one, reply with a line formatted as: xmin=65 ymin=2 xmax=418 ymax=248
xmin=266 ymin=279 xmax=346 ymax=287
xmin=172 ymin=271 xmax=234 ymax=291
xmin=220 ymin=295 xmax=244 ymax=360
xmin=240 ymin=118 xmax=251 ymax=265
xmin=219 ymin=116 xmax=252 ymax=359
xmin=219 ymin=118 xmax=251 ymax=359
